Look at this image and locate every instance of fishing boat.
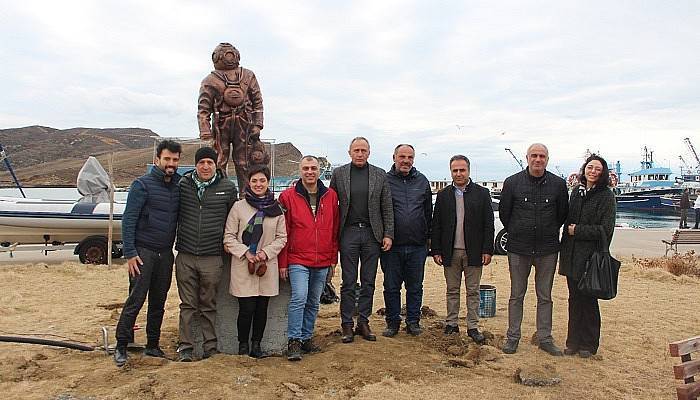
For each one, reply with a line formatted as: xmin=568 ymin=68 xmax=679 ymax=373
xmin=615 ymin=147 xmax=681 ymax=211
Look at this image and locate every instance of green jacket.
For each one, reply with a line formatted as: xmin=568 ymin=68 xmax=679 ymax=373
xmin=175 ymin=170 xmax=237 ymax=256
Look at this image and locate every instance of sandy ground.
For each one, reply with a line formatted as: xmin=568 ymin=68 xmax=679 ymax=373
xmin=1 ymin=250 xmax=699 ymax=400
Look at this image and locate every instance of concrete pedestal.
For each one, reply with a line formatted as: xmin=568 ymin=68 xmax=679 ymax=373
xmin=189 ymin=263 xmax=290 ymax=357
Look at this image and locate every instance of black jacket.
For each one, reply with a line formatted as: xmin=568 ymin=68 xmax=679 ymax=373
xmin=559 ymin=186 xmax=616 ymax=280
xmin=386 ymin=165 xmax=433 ymax=246
xmin=431 ymin=181 xmax=494 ymax=267
xmin=499 ymin=168 xmax=568 ymax=256
xmin=175 ymin=170 xmax=237 ymax=256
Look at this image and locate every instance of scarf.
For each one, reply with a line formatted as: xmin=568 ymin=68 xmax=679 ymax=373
xmin=242 ymin=186 xmax=283 ymax=253
xmin=192 ymin=171 xmax=218 ymax=200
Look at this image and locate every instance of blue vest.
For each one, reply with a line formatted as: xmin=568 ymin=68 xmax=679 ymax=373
xmin=134 ymin=167 xmax=181 ymax=251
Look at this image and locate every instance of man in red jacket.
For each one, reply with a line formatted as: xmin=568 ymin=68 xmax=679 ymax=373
xmin=279 ymin=156 xmax=340 ymax=361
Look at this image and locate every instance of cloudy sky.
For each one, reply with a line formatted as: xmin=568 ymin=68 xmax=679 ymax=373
xmin=1 ymin=0 xmax=699 ymax=180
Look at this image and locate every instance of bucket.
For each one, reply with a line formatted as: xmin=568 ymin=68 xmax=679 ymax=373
xmin=479 ymin=284 xmax=496 ymax=318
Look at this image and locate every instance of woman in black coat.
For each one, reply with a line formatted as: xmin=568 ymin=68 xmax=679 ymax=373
xmin=559 ymin=154 xmax=616 ymax=358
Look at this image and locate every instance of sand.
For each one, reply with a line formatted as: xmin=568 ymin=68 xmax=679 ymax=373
xmin=1 ymin=253 xmax=698 ymax=400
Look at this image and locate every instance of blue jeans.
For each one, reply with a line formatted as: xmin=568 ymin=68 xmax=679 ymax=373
xmin=287 ymin=264 xmax=330 ymax=340
xmin=379 ymin=244 xmax=427 ymax=324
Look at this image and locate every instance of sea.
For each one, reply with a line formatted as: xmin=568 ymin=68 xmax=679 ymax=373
xmin=0 ymin=187 xmax=686 ymax=229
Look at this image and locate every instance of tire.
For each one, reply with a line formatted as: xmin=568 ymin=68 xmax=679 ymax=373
xmin=494 ymin=229 xmax=508 ymax=255
xmin=78 ymin=237 xmax=108 ymax=264
xmin=111 ymin=245 xmax=124 ymax=259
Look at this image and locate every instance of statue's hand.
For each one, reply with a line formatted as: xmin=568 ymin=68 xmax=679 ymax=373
xmin=249 ymin=125 xmax=261 ymax=137
xmin=200 ymin=130 xmax=213 ymax=141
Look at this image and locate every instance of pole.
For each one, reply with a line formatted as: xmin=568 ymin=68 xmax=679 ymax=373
xmin=0 ymin=143 xmax=27 ymax=198
xmin=107 ymin=153 xmax=114 ymax=267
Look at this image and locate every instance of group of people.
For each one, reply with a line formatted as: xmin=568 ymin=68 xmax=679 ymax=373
xmin=112 ymin=137 xmax=617 ymax=367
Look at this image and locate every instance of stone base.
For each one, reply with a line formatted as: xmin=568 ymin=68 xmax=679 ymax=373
xmin=189 ymin=262 xmax=291 ymax=357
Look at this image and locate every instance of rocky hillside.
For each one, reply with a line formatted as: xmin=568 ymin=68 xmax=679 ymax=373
xmin=0 ymin=126 xmax=313 ymax=187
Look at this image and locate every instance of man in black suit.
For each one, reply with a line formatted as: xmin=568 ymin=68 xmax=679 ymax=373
xmin=330 ymin=137 xmax=394 ymax=343
xmin=431 ymin=155 xmax=494 ymax=344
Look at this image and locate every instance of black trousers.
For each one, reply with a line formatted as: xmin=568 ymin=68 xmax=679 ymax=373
xmin=116 ymin=247 xmax=174 ymax=347
xmin=237 ymin=296 xmax=270 ymax=342
xmin=339 ymin=225 xmax=381 ymax=326
xmin=566 ymin=276 xmax=601 ymax=354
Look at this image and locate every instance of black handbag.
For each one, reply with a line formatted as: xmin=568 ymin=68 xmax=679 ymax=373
xmin=577 ymin=226 xmax=620 ymax=300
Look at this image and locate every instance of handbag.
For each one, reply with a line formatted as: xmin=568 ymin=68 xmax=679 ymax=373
xmin=577 ymin=226 xmax=620 ymax=300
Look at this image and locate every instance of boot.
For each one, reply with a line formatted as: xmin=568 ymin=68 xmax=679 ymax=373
xmin=238 ymin=341 xmax=249 ymax=356
xmin=113 ymin=345 xmax=128 ymax=367
xmin=355 ymin=321 xmax=377 ymax=341
xmin=301 ymin=339 xmax=321 ymax=354
xmin=287 ymin=339 xmax=302 ymax=361
xmin=467 ymin=328 xmax=486 ymax=345
xmin=249 ymin=341 xmax=263 ymax=358
xmin=341 ymin=323 xmax=354 ymax=343
xmin=382 ymin=321 xmax=400 ymax=337
xmin=405 ymin=321 xmax=423 ymax=336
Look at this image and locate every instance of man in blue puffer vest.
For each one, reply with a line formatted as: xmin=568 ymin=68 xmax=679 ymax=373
xmin=114 ymin=140 xmax=182 ymax=367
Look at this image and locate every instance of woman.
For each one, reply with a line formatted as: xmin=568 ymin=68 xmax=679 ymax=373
xmin=224 ymin=165 xmax=287 ymax=358
xmin=559 ymin=154 xmax=616 ymax=358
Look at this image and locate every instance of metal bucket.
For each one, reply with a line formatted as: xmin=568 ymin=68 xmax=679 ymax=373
xmin=479 ymin=284 xmax=496 ymax=318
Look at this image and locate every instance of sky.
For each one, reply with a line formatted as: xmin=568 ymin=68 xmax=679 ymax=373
xmin=1 ymin=0 xmax=699 ymax=181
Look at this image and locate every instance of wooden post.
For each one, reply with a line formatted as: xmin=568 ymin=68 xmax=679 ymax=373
xmin=107 ymin=153 xmax=114 ymax=267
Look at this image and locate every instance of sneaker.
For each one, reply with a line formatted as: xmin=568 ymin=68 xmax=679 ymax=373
xmin=113 ymin=346 xmax=128 ymax=367
xmin=178 ymin=348 xmax=193 ymax=362
xmin=405 ymin=322 xmax=422 ymax=336
xmin=444 ymin=325 xmax=460 ymax=335
xmin=143 ymin=346 xmax=166 ymax=358
xmin=539 ymin=341 xmax=563 ymax=356
xmin=287 ymin=339 xmax=302 ymax=361
xmin=467 ymin=328 xmax=486 ymax=345
xmin=502 ymin=339 xmax=519 ymax=354
xmin=383 ymin=321 xmax=400 ymax=337
xmin=301 ymin=339 xmax=321 ymax=354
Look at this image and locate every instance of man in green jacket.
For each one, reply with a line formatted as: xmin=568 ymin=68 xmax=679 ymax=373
xmin=175 ymin=147 xmax=237 ymax=361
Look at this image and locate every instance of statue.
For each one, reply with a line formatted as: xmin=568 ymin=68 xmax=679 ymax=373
xmin=197 ymin=42 xmax=269 ymax=194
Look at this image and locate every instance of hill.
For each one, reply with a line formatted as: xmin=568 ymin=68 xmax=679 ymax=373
xmin=0 ymin=126 xmax=311 ymax=187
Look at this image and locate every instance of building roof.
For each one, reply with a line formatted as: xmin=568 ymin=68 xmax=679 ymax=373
xmin=629 ymin=167 xmax=673 ymax=176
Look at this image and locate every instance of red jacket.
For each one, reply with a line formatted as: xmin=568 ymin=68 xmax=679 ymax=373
xmin=278 ymin=180 xmax=340 ymax=269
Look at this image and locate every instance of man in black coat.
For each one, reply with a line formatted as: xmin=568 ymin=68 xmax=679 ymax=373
xmin=499 ymin=143 xmax=568 ymax=356
xmin=175 ymin=147 xmax=237 ymax=361
xmin=431 ymin=155 xmax=494 ymax=344
xmin=380 ymin=144 xmax=433 ymax=337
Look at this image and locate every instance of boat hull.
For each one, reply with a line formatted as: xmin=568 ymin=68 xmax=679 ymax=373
xmin=0 ymin=197 xmax=124 ymax=244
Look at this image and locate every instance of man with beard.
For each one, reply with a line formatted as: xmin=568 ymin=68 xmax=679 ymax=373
xmin=114 ymin=140 xmax=182 ymax=367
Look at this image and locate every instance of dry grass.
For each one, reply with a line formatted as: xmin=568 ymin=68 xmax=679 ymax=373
xmin=633 ymin=250 xmax=700 ymax=277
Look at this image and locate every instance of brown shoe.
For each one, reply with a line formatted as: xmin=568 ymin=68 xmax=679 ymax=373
xmin=341 ymin=324 xmax=354 ymax=343
xmin=247 ymin=261 xmax=256 ymax=275
xmin=355 ymin=322 xmax=377 ymax=341
xmin=255 ymin=263 xmax=267 ymax=277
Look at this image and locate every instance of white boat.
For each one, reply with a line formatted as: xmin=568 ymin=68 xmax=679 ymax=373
xmin=0 ymin=196 xmax=124 ymax=245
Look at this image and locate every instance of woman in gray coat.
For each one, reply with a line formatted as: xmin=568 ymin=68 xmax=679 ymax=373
xmin=559 ymin=154 xmax=616 ymax=358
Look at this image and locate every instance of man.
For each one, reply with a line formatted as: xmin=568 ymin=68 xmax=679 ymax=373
xmin=431 ymin=155 xmax=494 ymax=344
xmin=175 ymin=147 xmax=237 ymax=362
xmin=278 ymin=156 xmax=340 ymax=361
xmin=114 ymin=140 xmax=182 ymax=367
xmin=680 ymin=188 xmax=690 ymax=229
xmin=197 ymin=42 xmax=269 ymax=195
xmin=330 ymin=137 xmax=394 ymax=343
xmin=499 ymin=143 xmax=568 ymax=356
xmin=380 ymin=144 xmax=432 ymax=337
